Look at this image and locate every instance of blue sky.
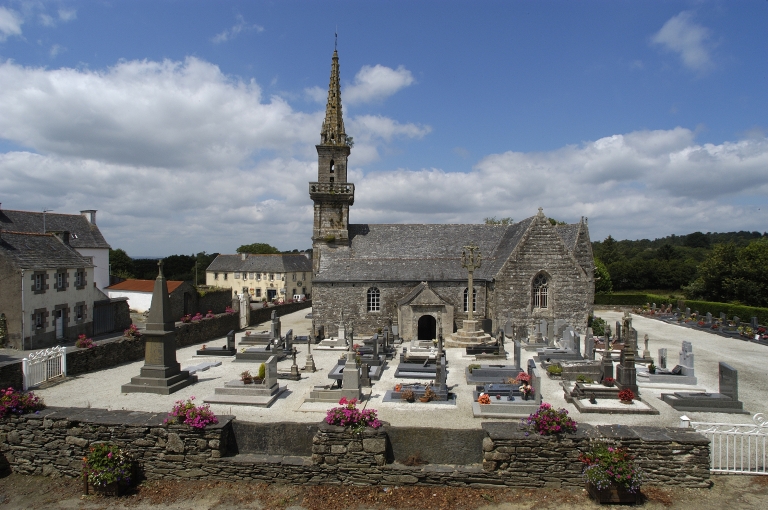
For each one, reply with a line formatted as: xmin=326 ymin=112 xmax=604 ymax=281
xmin=0 ymin=1 xmax=766 ymax=256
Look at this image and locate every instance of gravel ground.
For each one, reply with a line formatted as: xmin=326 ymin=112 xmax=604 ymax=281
xmin=32 ymin=308 xmax=767 ymax=428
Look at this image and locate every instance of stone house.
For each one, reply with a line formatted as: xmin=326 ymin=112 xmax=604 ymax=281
xmin=0 ymin=207 xmax=111 ymax=292
xmin=205 ymin=253 xmax=312 ymax=302
xmin=105 ymin=279 xmax=196 ymax=319
xmin=0 ymin=230 xmax=100 ymax=349
xmin=309 ymin=50 xmax=595 ymax=341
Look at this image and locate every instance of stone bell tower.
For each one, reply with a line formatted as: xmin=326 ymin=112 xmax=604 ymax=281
xmin=309 ymin=48 xmax=355 ymax=274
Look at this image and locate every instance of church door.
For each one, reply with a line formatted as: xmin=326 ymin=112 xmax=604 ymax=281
xmin=417 ymin=315 xmax=437 ymax=340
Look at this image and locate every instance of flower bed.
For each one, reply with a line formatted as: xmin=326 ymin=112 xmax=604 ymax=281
xmin=523 ymin=403 xmax=577 ymax=435
xmin=75 ymin=334 xmax=95 ymax=349
xmin=325 ymin=397 xmax=381 ymax=434
xmin=580 ymin=444 xmax=644 ymax=494
xmin=166 ymin=396 xmax=218 ymax=429
xmin=0 ymin=387 xmax=45 ymax=418
xmin=82 ymin=443 xmax=133 ymax=493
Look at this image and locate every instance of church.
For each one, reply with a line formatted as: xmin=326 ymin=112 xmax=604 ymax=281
xmin=309 ymin=50 xmax=595 ymax=342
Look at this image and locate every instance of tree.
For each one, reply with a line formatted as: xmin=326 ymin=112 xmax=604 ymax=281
xmin=548 ymin=218 xmax=567 ymax=226
xmin=194 ymin=251 xmax=219 ymax=285
xmin=684 ymin=231 xmax=710 ymax=249
xmin=729 ymin=238 xmax=768 ymax=306
xmin=236 ymin=243 xmax=280 ymax=254
xmin=656 ymin=244 xmax=676 ymax=261
xmin=484 ymin=216 xmax=513 ymax=225
xmin=109 ymin=248 xmax=134 ymax=279
xmin=594 ymin=258 xmax=613 ymax=294
xmin=598 ymin=235 xmax=623 ymax=265
xmin=684 ymin=243 xmax=738 ymax=303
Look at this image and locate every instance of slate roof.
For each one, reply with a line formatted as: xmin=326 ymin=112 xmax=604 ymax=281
xmin=106 ymin=279 xmax=186 ymax=293
xmin=206 ymin=254 xmax=312 ymax=273
xmin=554 ymin=224 xmax=581 ymax=251
xmin=0 ymin=209 xmax=110 ymax=249
xmin=0 ymin=231 xmax=94 ymax=270
xmin=315 ymin=216 xmax=546 ymax=282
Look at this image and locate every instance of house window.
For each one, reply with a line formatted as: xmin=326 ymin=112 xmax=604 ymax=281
xmin=33 ymin=309 xmax=46 ymax=331
xmin=224 ymin=273 xmax=228 ymax=280
xmin=55 ymin=271 xmax=67 ymax=292
xmin=463 ymin=288 xmax=476 ymax=312
xmin=255 ymin=289 xmax=261 ymax=297
xmin=257 ymin=273 xmax=261 ymax=280
xmin=75 ymin=269 xmax=86 ymax=288
xmin=214 ymin=273 xmax=219 ymax=280
xmin=367 ymin=287 xmax=380 ymax=312
xmin=533 ymin=274 xmax=549 ymax=308
xmin=75 ymin=303 xmax=86 ymax=321
xmin=249 ymin=273 xmax=254 ymax=280
xmin=32 ymin=272 xmax=47 ymax=293
xmin=281 ymin=274 xmax=285 ymax=281
xmin=234 ymin=272 xmax=241 ymax=279
xmin=302 ymin=272 xmax=306 ymax=280
xmin=269 ymin=274 xmax=274 ymax=281
xmin=292 ymin=273 xmax=296 ymax=281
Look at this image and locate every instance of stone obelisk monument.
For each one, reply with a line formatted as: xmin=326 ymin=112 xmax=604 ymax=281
xmin=121 ymin=261 xmax=197 ymax=394
xmin=445 ymin=243 xmax=492 ymax=347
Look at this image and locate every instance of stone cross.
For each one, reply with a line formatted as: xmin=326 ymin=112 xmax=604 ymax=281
xmin=461 ymin=243 xmax=481 ymax=322
xmin=642 ymin=334 xmax=650 ymax=359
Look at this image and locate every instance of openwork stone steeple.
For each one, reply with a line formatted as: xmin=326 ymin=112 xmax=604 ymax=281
xmin=320 ymin=50 xmax=346 ymax=146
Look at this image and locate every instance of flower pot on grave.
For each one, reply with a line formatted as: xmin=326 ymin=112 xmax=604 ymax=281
xmin=586 ymin=482 xmax=640 ymax=504
xmin=620 ymin=400 xmax=633 ymax=405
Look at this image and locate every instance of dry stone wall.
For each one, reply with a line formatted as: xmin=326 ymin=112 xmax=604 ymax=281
xmin=0 ymin=407 xmax=710 ymax=488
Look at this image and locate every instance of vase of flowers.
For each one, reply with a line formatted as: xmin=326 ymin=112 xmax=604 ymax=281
xmin=602 ymin=377 xmax=615 ymax=387
xmin=82 ymin=444 xmax=134 ymax=496
xmin=580 ymin=445 xmax=643 ymax=503
xmin=523 ymin=403 xmax=577 ymax=435
xmin=618 ymin=388 xmax=635 ymax=404
xmin=520 ymin=382 xmax=534 ymax=400
xmin=477 ymin=393 xmax=491 ymax=405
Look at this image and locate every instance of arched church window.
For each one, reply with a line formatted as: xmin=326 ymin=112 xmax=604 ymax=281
xmin=533 ymin=274 xmax=548 ymax=308
xmin=330 ymin=160 xmax=335 ymax=173
xmin=463 ymin=288 xmax=476 ymax=312
xmin=367 ymin=287 xmax=380 ymax=312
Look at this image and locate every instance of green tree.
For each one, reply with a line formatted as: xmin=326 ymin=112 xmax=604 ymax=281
xmin=598 ymin=235 xmax=622 ymax=265
xmin=684 ymin=243 xmax=738 ymax=303
xmin=109 ymin=248 xmax=135 ymax=279
xmin=484 ymin=216 xmax=513 ymax=225
xmin=194 ymin=252 xmax=219 ymax=285
xmin=548 ymin=218 xmax=567 ymax=226
xmin=594 ymin=258 xmax=613 ymax=294
xmin=656 ymin=244 xmax=676 ymax=261
xmin=236 ymin=243 xmax=280 ymax=254
xmin=727 ymin=239 xmax=768 ymax=307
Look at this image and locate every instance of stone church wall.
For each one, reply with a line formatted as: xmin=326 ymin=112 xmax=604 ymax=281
xmin=493 ymin=218 xmax=592 ymax=334
xmin=313 ymin=281 xmax=488 ymax=339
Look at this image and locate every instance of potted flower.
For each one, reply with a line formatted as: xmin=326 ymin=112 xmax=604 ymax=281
xmin=325 ymin=397 xmax=381 ymax=434
xmin=648 ymin=362 xmax=656 ymax=374
xmin=82 ymin=443 xmax=134 ymax=496
xmin=602 ymin=377 xmax=615 ymax=387
xmin=394 ymin=384 xmax=402 ymax=392
xmin=523 ymin=403 xmax=577 ymax=435
xmin=180 ymin=314 xmax=192 ymax=323
xmin=420 ymin=385 xmax=436 ymax=402
xmin=400 ymin=389 xmax=415 ymax=402
xmin=0 ymin=387 xmax=45 ymax=418
xmin=520 ymin=382 xmax=534 ymax=400
xmin=477 ymin=393 xmax=491 ymax=405
xmin=254 ymin=363 xmax=266 ymax=383
xmin=580 ymin=444 xmax=644 ymax=503
xmin=165 ymin=397 xmax=218 ymax=429
xmin=618 ymin=388 xmax=635 ymax=404
xmin=75 ymin=334 xmax=95 ymax=349
xmin=240 ymin=370 xmax=253 ymax=384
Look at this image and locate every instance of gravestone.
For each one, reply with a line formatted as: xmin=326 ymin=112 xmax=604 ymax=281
xmin=642 ymin=334 xmax=650 ymax=359
xmin=513 ymin=339 xmax=521 ymax=368
xmin=719 ymin=362 xmax=739 ymax=400
xmin=734 ymin=316 xmax=740 ymax=327
xmin=601 ymin=349 xmax=614 ymax=380
xmin=685 ymin=307 xmax=691 ymax=318
xmin=680 ymin=341 xmax=694 ymax=375
xmin=546 ymin=320 xmax=555 ymax=347
xmin=615 ymin=321 xmax=622 ymax=341
xmin=122 ymin=262 xmax=197 ymax=394
xmin=661 ymin=362 xmax=747 ymax=414
xmin=289 ymin=347 xmax=300 ymax=380
xmin=239 ymin=292 xmax=250 ymax=329
xmin=554 ymin=319 xmax=567 ymax=339
xmin=615 ymin=314 xmax=638 ymax=394
xmin=751 ymin=317 xmax=759 ymax=330
xmin=585 ymin=334 xmax=595 ymax=361
xmin=340 ymin=345 xmax=362 ymax=400
xmin=360 ymin=362 xmax=372 ymax=387
xmin=706 ymin=312 xmax=712 ymax=325
xmin=303 ymin=334 xmax=317 ymax=372
xmin=658 ymin=348 xmax=667 ymax=369
xmin=652 ymin=303 xmax=656 ymax=312
xmin=270 ymin=310 xmax=281 ymax=341
xmin=720 ymin=312 xmax=727 ymax=323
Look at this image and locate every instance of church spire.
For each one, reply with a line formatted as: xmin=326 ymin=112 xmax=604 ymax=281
xmin=321 ymin=49 xmax=346 ymax=146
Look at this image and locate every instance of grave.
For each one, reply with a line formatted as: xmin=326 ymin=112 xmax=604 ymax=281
xmin=306 ymin=341 xmax=362 ymax=403
xmin=121 ymin=262 xmax=197 ymax=395
xmin=240 ymin=310 xmax=282 ymax=347
xmin=196 ymin=330 xmax=237 ymax=356
xmin=466 ymin=330 xmax=507 ymax=359
xmin=522 ymin=319 xmax=549 ymax=351
xmin=559 ymin=360 xmax=603 ymax=382
xmin=386 ymin=336 xmax=451 ymax=403
xmin=300 ymin=335 xmax=317 ymax=372
xmin=614 ymin=314 xmax=639 ymax=396
xmin=181 ymin=360 xmax=222 ymax=375
xmin=465 ymin=364 xmax=522 ymax=384
xmin=534 ymin=325 xmax=584 ymax=363
xmin=204 ymin=355 xmax=286 ymax=407
xmin=661 ymin=362 xmax=748 ymax=414
xmin=638 ymin=341 xmax=697 ymax=385
xmin=314 ymin=318 xmax=350 ymax=350
xmin=471 ymin=359 xmax=542 ymax=418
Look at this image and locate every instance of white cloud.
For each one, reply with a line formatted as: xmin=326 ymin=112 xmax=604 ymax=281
xmin=0 ymin=7 xmax=23 ymax=41
xmin=58 ymin=9 xmax=76 ymax=22
xmin=651 ymin=11 xmax=714 ymax=72
xmin=49 ymin=44 xmax=64 ymax=58
xmin=344 ymin=64 xmax=415 ymax=104
xmin=304 ymin=85 xmax=325 ymax=103
xmin=211 ymin=14 xmax=263 ymax=44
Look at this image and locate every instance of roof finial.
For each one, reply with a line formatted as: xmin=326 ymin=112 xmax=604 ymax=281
xmin=335 ymin=28 xmax=337 ymax=51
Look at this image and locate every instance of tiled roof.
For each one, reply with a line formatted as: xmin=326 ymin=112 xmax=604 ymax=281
xmin=0 ymin=231 xmax=94 ymax=270
xmin=554 ymin=224 xmax=581 ymax=251
xmin=106 ymin=279 xmax=185 ymax=293
xmin=206 ymin=254 xmax=312 ymax=273
xmin=0 ymin=209 xmax=110 ymax=249
xmin=315 ymin=217 xmax=541 ymax=282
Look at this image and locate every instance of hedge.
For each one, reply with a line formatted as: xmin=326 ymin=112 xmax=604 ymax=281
xmin=594 ymin=294 xmax=768 ymax=325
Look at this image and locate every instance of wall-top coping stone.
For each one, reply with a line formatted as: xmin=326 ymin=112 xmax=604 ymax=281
xmin=317 ymin=421 xmax=389 ymax=435
xmin=5 ymin=406 xmax=234 ymax=430
xmin=481 ymin=422 xmax=596 ymax=440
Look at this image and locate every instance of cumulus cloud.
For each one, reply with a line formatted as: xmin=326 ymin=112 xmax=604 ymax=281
xmin=344 ymin=64 xmax=415 ymax=104
xmin=0 ymin=7 xmax=22 ymax=40
xmin=212 ymin=14 xmax=263 ymax=44
xmin=651 ymin=11 xmax=714 ymax=72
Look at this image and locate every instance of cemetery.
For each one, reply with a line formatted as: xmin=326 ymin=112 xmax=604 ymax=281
xmin=1 ymin=271 xmax=766 ymax=496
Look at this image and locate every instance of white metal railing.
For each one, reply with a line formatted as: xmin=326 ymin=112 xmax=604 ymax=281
xmin=680 ymin=413 xmax=768 ymax=475
xmin=22 ymin=346 xmax=67 ymax=390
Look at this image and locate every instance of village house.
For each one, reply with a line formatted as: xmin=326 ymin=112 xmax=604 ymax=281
xmin=205 ymin=253 xmax=312 ymax=302
xmin=0 ymin=230 xmax=100 ymax=349
xmin=105 ymin=279 xmax=197 ymax=320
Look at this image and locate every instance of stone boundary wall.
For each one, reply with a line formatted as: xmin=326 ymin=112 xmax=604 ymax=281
xmin=249 ymin=300 xmax=312 ymax=327
xmin=196 ymin=289 xmax=232 ymax=316
xmin=0 ymin=361 xmax=22 ymax=392
xmin=1 ymin=407 xmax=710 ymax=488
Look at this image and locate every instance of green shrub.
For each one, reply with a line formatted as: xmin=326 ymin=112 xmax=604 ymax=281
xmin=547 ymin=364 xmax=563 ymax=376
xmin=258 ymin=363 xmax=266 ymax=380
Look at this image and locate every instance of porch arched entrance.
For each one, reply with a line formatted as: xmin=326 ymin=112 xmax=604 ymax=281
xmin=417 ymin=315 xmax=437 ymax=340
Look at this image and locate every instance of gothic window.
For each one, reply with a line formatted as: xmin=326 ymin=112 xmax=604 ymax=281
xmin=533 ymin=274 xmax=549 ymax=308
xmin=463 ymin=288 xmax=476 ymax=312
xmin=367 ymin=287 xmax=380 ymax=312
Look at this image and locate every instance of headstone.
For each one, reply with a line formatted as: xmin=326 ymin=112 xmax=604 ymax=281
xmin=585 ymin=335 xmax=595 ymax=361
xmin=734 ymin=316 xmax=740 ymax=327
xmin=290 ymin=347 xmax=300 ymax=380
xmin=504 ymin=319 xmax=514 ymax=338
xmin=513 ymin=339 xmax=521 ymax=368
xmin=720 ymin=312 xmax=727 ymax=323
xmin=751 ymin=317 xmax=759 ymax=330
xmin=121 ymin=262 xmax=197 ymax=395
xmin=546 ymin=320 xmax=555 ymax=346
xmin=652 ymin=303 xmax=656 ymax=312
xmin=601 ymin=349 xmax=614 ymax=380
xmin=341 ymin=347 xmax=362 ymax=399
xmin=658 ymin=348 xmax=667 ymax=369
xmin=554 ymin=319 xmax=567 ymax=338
xmin=685 ymin=307 xmax=691 ymax=318
xmin=706 ymin=312 xmax=713 ymax=325
xmin=719 ymin=362 xmax=739 ymax=401
xmin=239 ymin=292 xmax=250 ymax=328
xmin=574 ymin=334 xmax=581 ymax=356
xmin=227 ymin=330 xmax=235 ymax=351
xmin=304 ymin=334 xmax=316 ymax=372
xmin=284 ymin=328 xmax=294 ymax=352
xmin=642 ymin=334 xmax=650 ymax=359
xmin=615 ymin=321 xmax=622 ymax=341
xmin=679 ymin=341 xmax=694 ymax=376
xmin=360 ymin=362 xmax=372 ymax=387
xmin=270 ymin=310 xmax=281 ymax=340
xmin=264 ymin=355 xmax=278 ymax=390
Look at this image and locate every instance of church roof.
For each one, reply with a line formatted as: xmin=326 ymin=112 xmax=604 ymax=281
xmin=0 ymin=209 xmax=110 ymax=249
xmin=554 ymin=223 xmax=581 ymax=251
xmin=315 ymin=217 xmax=542 ymax=282
xmin=206 ymin=253 xmax=312 ymax=273
xmin=320 ymin=49 xmax=346 ymax=146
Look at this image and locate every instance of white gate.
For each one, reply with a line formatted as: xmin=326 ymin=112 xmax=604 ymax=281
xmin=680 ymin=414 xmax=768 ymax=475
xmin=22 ymin=346 xmax=67 ymax=390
